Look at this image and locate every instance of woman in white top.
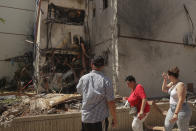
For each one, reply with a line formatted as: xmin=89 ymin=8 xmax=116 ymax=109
xmin=161 ymin=67 xmax=192 ymax=131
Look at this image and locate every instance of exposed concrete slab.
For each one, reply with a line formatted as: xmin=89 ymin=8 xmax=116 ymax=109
xmin=49 ymin=0 xmax=85 ymax=10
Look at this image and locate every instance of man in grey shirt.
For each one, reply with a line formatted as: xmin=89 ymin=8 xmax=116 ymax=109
xmin=77 ymin=56 xmax=117 ymax=131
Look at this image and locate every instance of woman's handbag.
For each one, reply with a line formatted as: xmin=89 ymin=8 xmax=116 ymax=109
xmin=124 ymin=100 xmax=138 ymax=116
xmin=129 ymin=106 xmax=138 ymax=116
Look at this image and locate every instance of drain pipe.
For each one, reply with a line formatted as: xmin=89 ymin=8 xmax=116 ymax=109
xmin=34 ymin=0 xmax=42 ymax=94
xmin=35 ymin=0 xmax=42 ymax=44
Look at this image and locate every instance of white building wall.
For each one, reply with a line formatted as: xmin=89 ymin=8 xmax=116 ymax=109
xmin=89 ymin=0 xmax=119 ymax=94
xmin=0 ymin=0 xmax=35 ymax=78
xmin=117 ymin=0 xmax=196 ymax=97
xmin=90 ymin=0 xmax=196 ymax=98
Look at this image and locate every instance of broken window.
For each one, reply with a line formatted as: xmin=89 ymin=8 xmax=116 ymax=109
xmin=103 ymin=0 xmax=108 ymax=9
xmin=47 ymin=3 xmax=85 ymax=25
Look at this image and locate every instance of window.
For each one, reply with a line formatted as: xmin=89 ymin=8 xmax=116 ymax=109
xmin=103 ymin=0 xmax=108 ymax=9
xmin=47 ymin=3 xmax=85 ymax=25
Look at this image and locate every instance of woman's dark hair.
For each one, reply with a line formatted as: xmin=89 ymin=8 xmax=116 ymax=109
xmin=125 ymin=75 xmax=136 ymax=82
xmin=91 ymin=56 xmax=105 ymax=68
xmin=168 ymin=66 xmax=180 ymax=78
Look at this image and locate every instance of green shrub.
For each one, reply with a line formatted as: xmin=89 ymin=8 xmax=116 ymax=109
xmin=0 ymin=18 xmax=5 ymax=23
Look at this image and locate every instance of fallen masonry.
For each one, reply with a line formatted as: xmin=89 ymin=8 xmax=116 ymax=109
xmin=0 ymin=94 xmax=81 ymax=127
xmin=0 ymin=94 xmax=196 ymax=130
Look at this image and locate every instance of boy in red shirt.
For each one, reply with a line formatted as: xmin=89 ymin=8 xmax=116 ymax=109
xmin=124 ymin=75 xmax=150 ymax=131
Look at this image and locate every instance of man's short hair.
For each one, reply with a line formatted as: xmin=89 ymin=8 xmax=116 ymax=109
xmin=125 ymin=75 xmax=136 ymax=82
xmin=91 ymin=56 xmax=105 ymax=68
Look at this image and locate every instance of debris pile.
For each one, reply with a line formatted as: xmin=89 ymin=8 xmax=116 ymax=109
xmin=0 ymin=94 xmax=81 ymax=127
xmin=36 ymin=36 xmax=91 ymax=94
xmin=0 ymin=52 xmax=34 ymax=92
xmin=0 ymin=94 xmax=127 ymax=127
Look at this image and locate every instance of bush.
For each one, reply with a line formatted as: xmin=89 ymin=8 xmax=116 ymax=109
xmin=0 ymin=18 xmax=5 ymax=23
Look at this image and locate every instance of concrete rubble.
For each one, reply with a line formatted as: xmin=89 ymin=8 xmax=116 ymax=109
xmin=0 ymin=93 xmax=196 ymax=130
xmin=0 ymin=94 xmax=129 ymax=128
xmin=0 ymin=52 xmax=34 ymax=92
xmin=0 ymin=94 xmax=81 ymax=127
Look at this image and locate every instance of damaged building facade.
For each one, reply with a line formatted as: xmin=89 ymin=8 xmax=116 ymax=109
xmin=35 ymin=0 xmax=90 ymax=93
xmin=0 ymin=0 xmax=196 ymax=130
xmin=1 ymin=0 xmax=196 ymax=98
xmin=88 ymin=0 xmax=196 ymax=97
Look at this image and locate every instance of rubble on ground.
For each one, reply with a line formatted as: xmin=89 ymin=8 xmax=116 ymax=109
xmin=0 ymin=94 xmax=126 ymax=127
xmin=0 ymin=52 xmax=34 ymax=92
xmin=0 ymin=93 xmax=196 ymax=130
xmin=0 ymin=93 xmax=81 ymax=127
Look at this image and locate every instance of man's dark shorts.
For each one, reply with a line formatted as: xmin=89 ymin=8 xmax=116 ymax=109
xmin=82 ymin=118 xmax=109 ymax=131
